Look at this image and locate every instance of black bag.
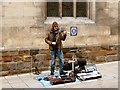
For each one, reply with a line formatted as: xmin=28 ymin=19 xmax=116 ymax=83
xmin=77 ymin=58 xmax=86 ymax=70
xmin=63 ymin=61 xmax=72 ymax=70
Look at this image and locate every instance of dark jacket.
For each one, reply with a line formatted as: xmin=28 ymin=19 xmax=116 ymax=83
xmin=45 ymin=30 xmax=67 ymax=50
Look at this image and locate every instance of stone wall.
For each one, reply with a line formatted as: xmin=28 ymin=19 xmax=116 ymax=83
xmin=0 ymin=45 xmax=118 ymax=76
xmin=0 ymin=48 xmax=49 ymax=76
xmin=96 ymin=2 xmax=118 ymax=35
xmin=61 ymin=25 xmax=118 ymax=48
xmin=118 ymin=1 xmax=120 ymax=61
xmin=2 ymin=2 xmax=47 ymax=49
xmin=1 ymin=1 xmax=119 ymax=49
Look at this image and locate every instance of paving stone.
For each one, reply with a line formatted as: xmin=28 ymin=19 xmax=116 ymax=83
xmin=100 ymin=79 xmax=118 ymax=88
xmin=2 ymin=83 xmax=12 ymax=88
xmin=1 ymin=77 xmax=8 ymax=84
xmin=18 ymin=73 xmax=34 ymax=81
xmin=65 ymin=82 xmax=84 ymax=88
xmin=81 ymin=79 xmax=101 ymax=88
xmin=64 ymin=82 xmax=82 ymax=88
xmin=4 ymin=75 xmax=22 ymax=84
xmin=10 ymin=83 xmax=29 ymax=88
xmin=49 ymin=84 xmax=66 ymax=88
xmin=1 ymin=61 xmax=118 ymax=88
xmin=24 ymin=80 xmax=43 ymax=88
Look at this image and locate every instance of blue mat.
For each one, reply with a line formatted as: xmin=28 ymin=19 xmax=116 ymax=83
xmin=36 ymin=76 xmax=52 ymax=87
xmin=36 ymin=75 xmax=80 ymax=87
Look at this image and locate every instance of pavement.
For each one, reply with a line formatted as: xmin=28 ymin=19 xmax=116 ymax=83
xmin=0 ymin=61 xmax=119 ymax=88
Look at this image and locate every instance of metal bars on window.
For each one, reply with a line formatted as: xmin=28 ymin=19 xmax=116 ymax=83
xmin=47 ymin=0 xmax=88 ymax=18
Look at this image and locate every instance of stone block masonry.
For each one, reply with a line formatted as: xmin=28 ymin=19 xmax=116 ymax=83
xmin=0 ymin=48 xmax=49 ymax=76
xmin=1 ymin=2 xmax=118 ymax=49
xmin=0 ymin=45 xmax=118 ymax=76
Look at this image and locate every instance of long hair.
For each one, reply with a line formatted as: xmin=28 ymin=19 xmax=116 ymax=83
xmin=51 ymin=21 xmax=58 ymax=31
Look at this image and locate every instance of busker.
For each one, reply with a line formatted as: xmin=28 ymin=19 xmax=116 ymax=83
xmin=45 ymin=21 xmax=67 ymax=75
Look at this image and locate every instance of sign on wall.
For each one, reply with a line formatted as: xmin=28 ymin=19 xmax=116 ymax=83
xmin=70 ymin=26 xmax=78 ymax=36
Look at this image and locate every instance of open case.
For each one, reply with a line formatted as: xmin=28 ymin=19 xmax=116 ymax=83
xmin=77 ymin=64 xmax=102 ymax=81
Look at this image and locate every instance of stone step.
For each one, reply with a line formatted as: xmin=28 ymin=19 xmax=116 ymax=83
xmin=63 ymin=35 xmax=118 ymax=48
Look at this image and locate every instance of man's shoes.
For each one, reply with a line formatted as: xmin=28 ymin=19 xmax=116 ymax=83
xmin=50 ymin=73 xmax=54 ymax=76
xmin=60 ymin=71 xmax=67 ymax=75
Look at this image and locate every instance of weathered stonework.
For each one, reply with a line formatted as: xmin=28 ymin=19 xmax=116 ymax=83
xmin=22 ymin=55 xmax=32 ymax=62
xmin=0 ymin=45 xmax=118 ymax=76
xmin=1 ymin=1 xmax=119 ymax=49
xmin=2 ymin=56 xmax=13 ymax=62
xmin=35 ymin=54 xmax=47 ymax=61
xmin=2 ymin=62 xmax=8 ymax=71
xmin=105 ymin=55 xmax=118 ymax=62
xmin=96 ymin=56 xmax=106 ymax=62
xmin=96 ymin=2 xmax=118 ymax=35
xmin=0 ymin=1 xmax=119 ymax=76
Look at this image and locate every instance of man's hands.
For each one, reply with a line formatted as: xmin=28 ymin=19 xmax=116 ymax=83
xmin=63 ymin=31 xmax=67 ymax=35
xmin=61 ymin=30 xmax=67 ymax=36
xmin=51 ymin=30 xmax=67 ymax=45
